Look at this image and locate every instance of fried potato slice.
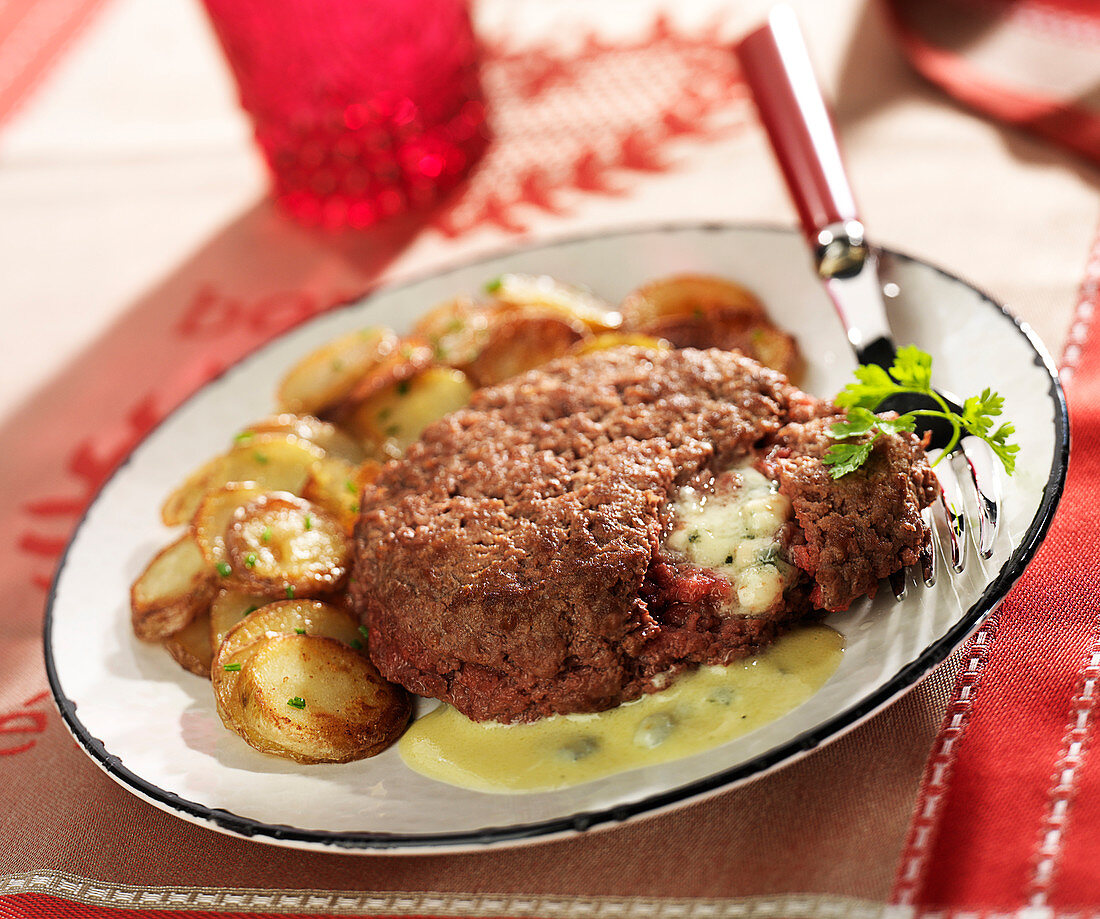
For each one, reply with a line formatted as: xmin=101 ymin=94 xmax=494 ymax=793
xmin=209 ymin=589 xmax=274 ymax=652
xmin=211 ymin=599 xmax=406 ymax=762
xmin=224 ymin=494 xmax=350 ymax=597
xmin=162 ymin=434 xmax=326 ymax=528
xmin=337 ymin=340 xmax=436 ymax=410
xmin=239 ymin=414 xmax=366 ymax=464
xmin=571 ymin=332 xmax=670 ymax=356
xmin=221 ymin=634 xmax=410 ymax=763
xmin=411 ymin=296 xmax=492 ymax=367
xmin=619 ymin=274 xmax=802 ymax=380
xmin=191 ymin=483 xmax=268 ymax=570
xmin=164 ymin=606 xmax=214 ymax=678
xmin=619 ymin=274 xmax=765 ymax=328
xmin=276 ymin=326 xmax=398 ymax=415
xmin=345 ymin=366 xmax=474 ymax=460
xmin=161 ymin=454 xmax=229 ymax=528
xmin=302 ymin=455 xmax=382 ymax=532
xmin=217 ymin=599 xmax=364 ymax=662
xmin=131 ymin=535 xmax=217 ymax=642
xmin=489 ymin=273 xmax=622 ymax=333
xmin=463 ymin=313 xmax=589 ymax=388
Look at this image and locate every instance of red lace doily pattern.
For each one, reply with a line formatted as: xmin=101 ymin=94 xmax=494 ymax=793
xmin=435 ymin=17 xmax=750 ymax=235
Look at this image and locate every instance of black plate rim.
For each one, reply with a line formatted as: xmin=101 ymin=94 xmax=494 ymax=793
xmin=42 ymin=220 xmax=1070 ymax=852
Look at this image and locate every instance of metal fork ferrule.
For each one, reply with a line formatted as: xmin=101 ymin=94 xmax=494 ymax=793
xmin=815 ymin=220 xmax=869 ymax=280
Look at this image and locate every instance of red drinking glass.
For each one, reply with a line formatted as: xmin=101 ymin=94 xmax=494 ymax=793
xmin=200 ymin=0 xmax=488 ymax=229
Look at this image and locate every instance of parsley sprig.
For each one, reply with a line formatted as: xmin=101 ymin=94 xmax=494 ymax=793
xmin=823 ymin=346 xmax=1019 ymax=479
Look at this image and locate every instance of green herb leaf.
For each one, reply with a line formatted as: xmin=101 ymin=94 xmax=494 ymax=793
xmin=823 ymin=440 xmax=874 ymax=478
xmin=287 ymin=697 xmax=306 ymax=710
xmin=216 ymin=562 xmax=232 ymax=577
xmin=824 ymin=346 xmax=1018 ymax=478
xmin=223 ymin=663 xmax=242 ymax=672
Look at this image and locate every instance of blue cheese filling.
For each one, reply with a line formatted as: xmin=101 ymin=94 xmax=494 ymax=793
xmin=664 ymin=465 xmax=796 ymax=615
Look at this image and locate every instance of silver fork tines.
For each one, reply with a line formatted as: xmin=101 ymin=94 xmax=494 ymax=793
xmin=919 ymin=505 xmax=937 ymax=588
xmin=961 ymin=437 xmax=1002 ymax=559
xmin=928 ymin=448 xmax=969 ymax=574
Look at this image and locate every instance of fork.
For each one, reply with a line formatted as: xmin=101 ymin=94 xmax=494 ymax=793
xmin=735 ymin=5 xmax=1002 ymax=586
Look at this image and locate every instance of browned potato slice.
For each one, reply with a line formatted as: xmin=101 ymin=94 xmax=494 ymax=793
xmin=571 ymin=332 xmax=670 ymax=356
xmin=239 ymin=414 xmax=366 ymax=464
xmin=411 ymin=296 xmax=492 ymax=366
xmin=345 ymin=367 xmax=474 ymax=460
xmin=191 ymin=483 xmax=268 ymax=570
xmin=209 ymin=588 xmax=275 ymax=651
xmin=744 ymin=324 xmax=804 ymax=381
xmin=165 ymin=607 xmax=214 ymax=677
xmin=220 ymin=434 xmax=327 ymax=493
xmin=224 ymin=494 xmax=350 ymax=597
xmin=217 ymin=599 xmax=364 ymax=662
xmin=276 ymin=326 xmax=398 ymax=415
xmin=219 ymin=634 xmax=410 ymax=763
xmin=489 ymin=273 xmax=622 ymax=333
xmin=619 ymin=274 xmax=802 ymax=380
xmin=211 ymin=600 xmax=375 ymax=758
xmin=336 ymin=340 xmax=436 ymax=412
xmin=302 ymin=455 xmax=382 ymax=532
xmin=131 ymin=535 xmax=217 ymax=641
xmin=619 ymin=274 xmax=765 ymax=328
xmin=161 ymin=454 xmax=229 ymax=528
xmin=640 ymin=312 xmax=803 ymax=379
xmin=463 ymin=313 xmax=589 ymax=388
xmin=162 ymin=434 xmax=325 ymax=529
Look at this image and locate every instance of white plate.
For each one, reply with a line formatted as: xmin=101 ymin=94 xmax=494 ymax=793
xmin=45 ymin=224 xmax=1068 ymax=853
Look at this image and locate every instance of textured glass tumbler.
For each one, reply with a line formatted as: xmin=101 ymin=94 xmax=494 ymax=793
xmin=200 ymin=0 xmax=488 ymax=229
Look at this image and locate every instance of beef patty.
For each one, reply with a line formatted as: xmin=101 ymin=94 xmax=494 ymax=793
xmin=351 ymin=347 xmax=936 ymax=723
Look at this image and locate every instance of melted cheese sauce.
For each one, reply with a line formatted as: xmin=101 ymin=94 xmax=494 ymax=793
xmin=664 ymin=466 xmax=796 ymax=615
xmin=399 ymin=625 xmax=844 ymax=793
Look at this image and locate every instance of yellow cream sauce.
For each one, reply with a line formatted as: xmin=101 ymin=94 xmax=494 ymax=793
xmin=399 ymin=625 xmax=844 ymax=793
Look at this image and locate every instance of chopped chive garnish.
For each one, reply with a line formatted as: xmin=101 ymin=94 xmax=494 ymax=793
xmin=484 ymin=275 xmax=503 ymax=293
xmin=244 ymin=553 xmax=257 ymax=568
xmin=234 ymin=431 xmax=254 ymax=443
xmin=216 ymin=562 xmax=232 ymax=577
xmin=294 ymin=627 xmax=306 ymax=634
xmin=358 ymin=624 xmax=370 ymax=640
xmin=252 ymin=451 xmax=269 ymax=464
xmin=345 ymin=478 xmax=357 ymax=494
xmin=350 ymin=502 xmax=359 ymax=513
xmin=350 ymin=638 xmax=363 ymax=650
xmin=223 ymin=663 xmax=242 ymax=672
xmin=287 ymin=697 xmax=306 ymax=709
xmin=304 ymin=514 xmax=313 ymax=531
xmin=285 ymin=585 xmax=296 ymax=599
xmin=244 ymin=605 xmax=260 ymax=615
xmin=261 ymin=526 xmax=272 ymax=543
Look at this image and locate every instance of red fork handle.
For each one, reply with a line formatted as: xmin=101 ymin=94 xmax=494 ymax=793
xmin=735 ymin=5 xmax=858 ymax=246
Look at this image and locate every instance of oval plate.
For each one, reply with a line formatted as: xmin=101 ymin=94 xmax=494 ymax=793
xmin=44 ymin=224 xmax=1068 ymax=853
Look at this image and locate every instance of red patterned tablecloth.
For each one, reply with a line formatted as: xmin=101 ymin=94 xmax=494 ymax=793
xmin=3 ymin=0 xmax=1100 ymax=916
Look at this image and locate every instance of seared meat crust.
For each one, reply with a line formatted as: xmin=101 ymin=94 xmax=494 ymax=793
xmin=352 ymin=348 xmax=935 ymax=722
